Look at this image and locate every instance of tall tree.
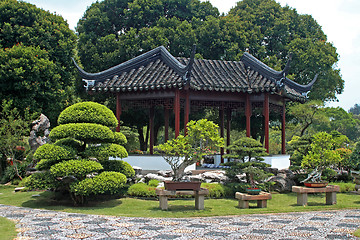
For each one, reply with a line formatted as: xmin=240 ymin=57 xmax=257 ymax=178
xmin=0 ymin=0 xmax=77 ymax=124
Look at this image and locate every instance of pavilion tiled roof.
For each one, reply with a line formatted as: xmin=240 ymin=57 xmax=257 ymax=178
xmin=73 ymin=46 xmax=317 ymax=102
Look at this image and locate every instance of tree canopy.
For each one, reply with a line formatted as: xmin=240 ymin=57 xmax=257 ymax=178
xmin=0 ymin=0 xmax=77 ymax=124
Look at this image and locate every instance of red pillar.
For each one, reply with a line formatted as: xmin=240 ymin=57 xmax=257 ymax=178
xmin=116 ymin=93 xmax=121 ymax=132
xmin=282 ymin=100 xmax=286 ymax=154
xmin=245 ymin=94 xmax=251 ymax=137
xmin=149 ymin=106 xmax=155 ymax=154
xmin=263 ymin=93 xmax=270 ymax=153
xmin=184 ymin=91 xmax=190 ymax=135
xmin=219 ymin=106 xmax=225 ymax=162
xmin=164 ymin=107 xmax=169 ymax=142
xmin=226 ymin=108 xmax=232 ymax=154
xmin=174 ymin=89 xmax=181 ymax=138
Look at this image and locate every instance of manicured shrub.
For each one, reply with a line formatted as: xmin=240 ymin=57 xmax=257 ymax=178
xmin=58 ymin=102 xmax=118 ymax=127
xmin=148 ymin=179 xmax=160 ymax=187
xmin=50 ymin=123 xmax=115 ymax=143
xmin=34 ymin=144 xmax=74 ymax=163
xmin=50 ymin=159 xmax=103 ymax=179
xmin=83 ymin=144 xmax=128 ymax=161
xmin=100 ymin=159 xmax=135 ymax=178
xmin=20 ymin=172 xmax=58 ymax=190
xmin=54 ymin=138 xmax=83 ymax=153
xmin=71 ymin=171 xmax=127 ymax=196
xmin=330 ymin=182 xmax=356 ymax=192
xmin=127 ymin=183 xmax=157 ymax=198
xmin=201 ymin=183 xmax=226 ymax=198
xmin=113 ymin=132 xmax=127 ymax=145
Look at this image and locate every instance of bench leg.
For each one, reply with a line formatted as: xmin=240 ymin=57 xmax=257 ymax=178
xmin=297 ymin=193 xmax=308 ymax=206
xmin=195 ymin=194 xmax=205 ymax=210
xmin=326 ymin=192 xmax=337 ymax=205
xmin=257 ymin=200 xmax=267 ymax=208
xmin=238 ymin=200 xmax=249 ymax=209
xmin=159 ymin=196 xmax=168 ymax=210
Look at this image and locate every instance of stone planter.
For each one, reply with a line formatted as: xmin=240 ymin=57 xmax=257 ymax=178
xmin=164 ymin=181 xmax=201 ymax=191
xmin=246 ymin=188 xmax=261 ymax=195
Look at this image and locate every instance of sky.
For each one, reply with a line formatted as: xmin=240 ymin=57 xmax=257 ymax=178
xmin=24 ymin=0 xmax=360 ymax=111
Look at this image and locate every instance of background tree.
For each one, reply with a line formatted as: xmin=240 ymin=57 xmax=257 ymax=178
xmin=0 ymin=0 xmax=77 ymax=124
xmin=349 ymin=104 xmax=360 ymax=116
xmin=24 ymin=102 xmax=134 ymax=205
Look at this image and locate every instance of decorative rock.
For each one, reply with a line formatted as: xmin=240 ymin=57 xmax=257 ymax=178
xmin=132 ymin=166 xmax=142 ymax=175
xmin=267 ymin=175 xmax=296 ymax=193
xmin=202 ymin=170 xmax=227 ymax=182
xmin=144 ymin=173 xmax=171 ymax=182
xmin=14 ymin=187 xmax=25 ymax=192
xmin=28 ymin=114 xmax=50 ymax=151
xmin=157 ymin=170 xmax=172 ymax=177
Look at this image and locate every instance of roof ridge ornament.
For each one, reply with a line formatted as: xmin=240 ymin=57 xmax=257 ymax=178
xmin=183 ymin=44 xmax=196 ymax=86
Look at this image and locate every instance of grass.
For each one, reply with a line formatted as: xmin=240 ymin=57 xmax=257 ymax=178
xmin=1 ymin=184 xmax=360 ymax=218
xmin=0 ymin=216 xmax=17 ymax=240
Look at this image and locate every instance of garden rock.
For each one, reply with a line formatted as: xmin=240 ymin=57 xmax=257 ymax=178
xmin=144 ymin=173 xmax=171 ymax=182
xmin=201 ymin=170 xmax=228 ymax=183
xmin=132 ymin=166 xmax=142 ymax=175
xmin=28 ymin=114 xmax=50 ymax=151
xmin=267 ymin=175 xmax=296 ymax=193
xmin=157 ymin=170 xmax=172 ymax=177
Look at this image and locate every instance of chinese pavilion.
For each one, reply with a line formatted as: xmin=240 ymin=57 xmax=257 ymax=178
xmin=73 ymin=45 xmax=317 ymax=158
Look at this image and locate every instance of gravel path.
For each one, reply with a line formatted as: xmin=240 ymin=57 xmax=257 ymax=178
xmin=1 ymin=204 xmax=359 ymax=239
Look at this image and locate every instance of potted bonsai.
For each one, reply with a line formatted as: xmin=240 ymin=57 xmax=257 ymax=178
xmin=156 ymin=119 xmax=223 ymax=190
xmin=301 ymin=132 xmax=341 ymax=187
xmin=242 ymin=166 xmax=270 ymax=195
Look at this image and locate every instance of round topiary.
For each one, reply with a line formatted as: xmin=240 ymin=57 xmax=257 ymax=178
xmin=113 ymin=132 xmax=127 ymax=145
xmin=100 ymin=160 xmax=135 ymax=178
xmin=57 ymin=102 xmax=118 ymax=127
xmin=83 ymin=144 xmax=128 ymax=161
xmin=49 ymin=123 xmax=115 ymax=143
xmin=70 ymin=171 xmax=127 ymax=196
xmin=54 ymin=138 xmax=83 ymax=153
xmin=34 ymin=144 xmax=75 ymax=170
xmin=50 ymin=159 xmax=103 ymax=179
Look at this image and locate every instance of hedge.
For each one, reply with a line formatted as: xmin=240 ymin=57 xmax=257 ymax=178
xmin=58 ymin=102 xmax=118 ymax=127
xmin=71 ymin=171 xmax=127 ymax=196
xmin=49 ymin=123 xmax=115 ymax=143
xmin=50 ymin=159 xmax=103 ymax=179
xmin=127 ymin=183 xmax=157 ymax=198
xmin=100 ymin=159 xmax=135 ymax=178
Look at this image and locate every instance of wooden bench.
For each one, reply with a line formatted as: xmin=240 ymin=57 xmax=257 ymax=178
xmin=155 ymin=188 xmax=209 ymax=210
xmin=292 ymin=185 xmax=340 ymax=206
xmin=235 ymin=192 xmax=272 ymax=209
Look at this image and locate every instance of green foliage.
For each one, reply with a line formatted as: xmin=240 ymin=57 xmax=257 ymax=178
xmin=100 ymin=160 xmax=135 ymax=178
xmin=0 ymin=161 xmax=28 ymax=184
xmin=20 ymin=172 xmax=58 ymax=190
xmin=58 ymin=102 xmax=118 ymax=128
xmin=225 ymin=137 xmax=268 ymax=162
xmin=49 ymin=123 xmax=115 ymax=143
xmin=287 ymin=135 xmax=312 ymax=167
xmin=156 ymin=119 xmax=223 ymax=181
xmin=0 ymin=0 xmax=77 ymax=123
xmin=83 ymin=144 xmax=128 ymax=161
xmin=34 ymin=144 xmax=75 ymax=170
xmin=71 ymin=171 xmax=127 ymax=196
xmin=127 ymin=182 xmax=157 ymax=198
xmin=349 ymin=142 xmax=360 ymax=171
xmin=301 ymin=132 xmax=341 ymax=180
xmin=201 ymin=183 xmax=226 ymax=198
xmin=54 ymin=138 xmax=83 ymax=153
xmin=50 ymin=160 xmax=103 ymax=180
xmin=329 ymin=182 xmax=356 ymax=193
xmin=113 ymin=132 xmax=127 ymax=145
xmin=148 ymin=179 xmax=160 ymax=187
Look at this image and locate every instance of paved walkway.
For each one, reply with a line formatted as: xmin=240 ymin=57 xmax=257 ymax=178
xmin=1 ymin=204 xmax=359 ymax=239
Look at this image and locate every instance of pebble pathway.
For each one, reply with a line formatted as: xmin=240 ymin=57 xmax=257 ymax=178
xmin=1 ymin=204 xmax=360 ymax=239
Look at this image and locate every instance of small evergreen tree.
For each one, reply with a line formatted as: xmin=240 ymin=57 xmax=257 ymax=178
xmin=25 ymin=102 xmax=134 ymax=205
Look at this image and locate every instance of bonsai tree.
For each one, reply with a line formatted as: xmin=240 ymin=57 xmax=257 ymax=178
xmin=301 ymin=132 xmax=341 ymax=182
xmin=242 ymin=166 xmax=271 ymax=189
xmin=224 ymin=137 xmax=270 ymax=185
xmin=349 ymin=142 xmax=360 ymax=172
xmin=156 ymin=119 xmax=223 ymax=181
xmin=23 ymin=102 xmax=134 ymax=205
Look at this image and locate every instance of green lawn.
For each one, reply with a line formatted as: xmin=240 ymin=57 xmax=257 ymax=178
xmin=0 ymin=216 xmax=17 ymax=240
xmin=1 ymin=185 xmax=360 ymax=218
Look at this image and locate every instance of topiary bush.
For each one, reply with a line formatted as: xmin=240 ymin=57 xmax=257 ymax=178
xmin=50 ymin=159 xmax=103 ymax=179
xmin=20 ymin=172 xmax=58 ymax=190
xmin=100 ymin=160 xmax=135 ymax=178
xmin=201 ymin=183 xmax=226 ymax=198
xmin=25 ymin=102 xmax=134 ymax=205
xmin=58 ymin=102 xmax=118 ymax=127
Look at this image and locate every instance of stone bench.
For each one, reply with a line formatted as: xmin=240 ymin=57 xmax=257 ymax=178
xmin=235 ymin=192 xmax=272 ymax=209
xmin=155 ymin=188 xmax=209 ymax=210
xmin=292 ymin=185 xmax=340 ymax=206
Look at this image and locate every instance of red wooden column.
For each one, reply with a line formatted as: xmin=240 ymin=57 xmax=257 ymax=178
xmin=116 ymin=93 xmax=121 ymax=132
xmin=263 ymin=93 xmax=270 ymax=153
xmin=164 ymin=106 xmax=169 ymax=142
xmin=245 ymin=94 xmax=252 ymax=137
xmin=174 ymin=89 xmax=181 ymax=138
xmin=282 ymin=100 xmax=286 ymax=154
xmin=226 ymin=108 xmax=232 ymax=154
xmin=149 ymin=106 xmax=155 ymax=155
xmin=184 ymin=91 xmax=190 ymax=135
xmin=219 ymin=106 xmax=225 ymax=162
